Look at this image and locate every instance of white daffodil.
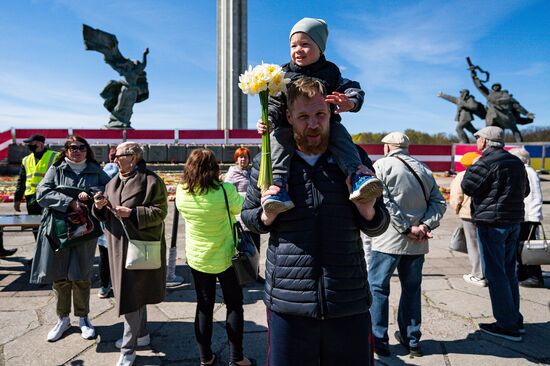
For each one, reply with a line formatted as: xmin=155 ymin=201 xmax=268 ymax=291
xmin=237 ymin=63 xmax=291 ymax=191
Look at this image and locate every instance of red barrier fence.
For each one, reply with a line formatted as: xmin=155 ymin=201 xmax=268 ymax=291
xmin=0 ymin=130 xmax=12 ymax=161
xmin=12 ymin=129 xmax=550 ymax=173
xmin=361 ymin=144 xmax=452 ymax=172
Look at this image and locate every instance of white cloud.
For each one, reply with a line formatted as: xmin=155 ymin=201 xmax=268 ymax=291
xmin=328 ymin=0 xmax=534 ymax=133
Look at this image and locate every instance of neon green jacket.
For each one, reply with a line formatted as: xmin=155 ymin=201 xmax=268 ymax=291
xmin=175 ymin=182 xmax=244 ymax=274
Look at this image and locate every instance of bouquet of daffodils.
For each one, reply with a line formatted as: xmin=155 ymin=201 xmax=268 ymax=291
xmin=238 ymin=63 xmax=290 ymax=191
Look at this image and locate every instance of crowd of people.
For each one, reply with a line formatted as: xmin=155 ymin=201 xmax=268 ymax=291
xmin=2 ymin=16 xmax=545 ymax=366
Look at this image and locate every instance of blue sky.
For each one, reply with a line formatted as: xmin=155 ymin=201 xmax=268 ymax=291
xmin=0 ymin=0 xmax=548 ymax=136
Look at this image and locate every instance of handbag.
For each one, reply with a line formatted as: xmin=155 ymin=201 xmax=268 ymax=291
xmin=449 ymin=226 xmax=468 ymax=253
xmin=221 ymin=185 xmax=260 ymax=286
xmin=44 ymin=186 xmax=103 ymax=252
xmin=121 ymin=219 xmax=163 ymax=270
xmin=519 ymin=225 xmax=550 ymax=265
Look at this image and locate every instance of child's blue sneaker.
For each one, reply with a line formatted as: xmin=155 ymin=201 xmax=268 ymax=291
xmin=262 ymin=184 xmax=295 ymax=215
xmin=349 ymin=174 xmax=384 ymax=203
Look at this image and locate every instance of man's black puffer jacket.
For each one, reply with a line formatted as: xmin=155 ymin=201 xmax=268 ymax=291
xmin=461 ymin=147 xmax=529 ymax=225
xmin=241 ymin=147 xmax=389 ymax=319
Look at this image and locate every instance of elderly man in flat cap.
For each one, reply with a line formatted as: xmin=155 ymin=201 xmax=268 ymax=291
xmin=369 ymin=132 xmax=446 ymax=358
xmin=462 ymin=126 xmax=530 ymax=342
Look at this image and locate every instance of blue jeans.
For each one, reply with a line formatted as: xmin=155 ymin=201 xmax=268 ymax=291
xmin=267 ymin=309 xmax=374 ymax=366
xmin=369 ymin=251 xmax=424 ymax=349
xmin=477 ymin=223 xmax=523 ymax=332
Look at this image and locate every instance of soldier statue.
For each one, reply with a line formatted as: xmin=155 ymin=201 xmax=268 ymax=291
xmin=83 ymin=24 xmax=149 ymax=129
xmin=468 ymin=58 xmax=534 ymax=142
xmin=438 ymin=89 xmax=486 ymax=143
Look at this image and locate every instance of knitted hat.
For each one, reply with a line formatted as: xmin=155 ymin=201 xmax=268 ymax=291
xmin=474 ymin=126 xmax=504 ymax=143
xmin=381 ymin=132 xmax=410 ymax=148
xmin=460 ymin=152 xmax=480 ymax=167
xmin=290 ymin=18 xmax=328 ymax=53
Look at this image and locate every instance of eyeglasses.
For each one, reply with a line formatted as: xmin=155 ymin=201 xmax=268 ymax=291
xmin=68 ymin=145 xmax=87 ymax=152
xmin=114 ymin=153 xmax=134 ymax=159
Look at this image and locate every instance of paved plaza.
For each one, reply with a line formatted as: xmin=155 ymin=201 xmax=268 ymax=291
xmin=0 ymin=177 xmax=549 ymax=366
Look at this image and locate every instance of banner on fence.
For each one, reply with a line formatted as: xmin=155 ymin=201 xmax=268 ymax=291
xmin=361 ymin=144 xmax=452 ymax=172
xmin=454 ymin=143 xmax=549 ymax=172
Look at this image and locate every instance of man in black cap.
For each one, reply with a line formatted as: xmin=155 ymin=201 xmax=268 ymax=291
xmin=3 ymin=135 xmax=59 ymax=258
xmin=462 ymin=126 xmax=529 ymax=342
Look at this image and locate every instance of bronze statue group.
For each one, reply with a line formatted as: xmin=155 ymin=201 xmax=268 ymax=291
xmin=438 ymin=58 xmax=535 ymax=143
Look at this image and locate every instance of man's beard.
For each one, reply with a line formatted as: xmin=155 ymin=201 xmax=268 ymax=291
xmin=293 ymin=127 xmax=330 ymax=155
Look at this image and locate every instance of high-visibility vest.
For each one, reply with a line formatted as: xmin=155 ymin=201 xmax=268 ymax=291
xmin=22 ymin=150 xmax=59 ymax=196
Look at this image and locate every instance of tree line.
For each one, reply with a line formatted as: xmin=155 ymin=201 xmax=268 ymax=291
xmin=352 ymin=126 xmax=550 ymax=145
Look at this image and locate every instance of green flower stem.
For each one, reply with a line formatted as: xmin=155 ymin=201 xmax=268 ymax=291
xmin=257 ymin=90 xmax=272 ymax=192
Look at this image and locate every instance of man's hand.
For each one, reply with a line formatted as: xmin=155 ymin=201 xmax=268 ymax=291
xmin=257 ymin=118 xmax=269 ymax=135
xmin=437 ymin=91 xmax=443 ymax=97
xmin=419 ymin=224 xmax=433 ymax=239
xmin=346 ymin=175 xmax=376 ymax=221
xmin=260 ymin=185 xmax=281 ymax=226
xmin=325 ymin=92 xmax=355 ymax=114
xmin=407 ymin=225 xmax=433 ymax=242
xmin=14 ymin=201 xmax=21 ymax=212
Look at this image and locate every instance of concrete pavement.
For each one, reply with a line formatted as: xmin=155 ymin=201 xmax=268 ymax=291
xmin=0 ymin=178 xmax=549 ymax=366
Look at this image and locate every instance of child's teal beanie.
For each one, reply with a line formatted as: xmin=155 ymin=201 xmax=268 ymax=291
xmin=289 ymin=18 xmax=328 ymax=53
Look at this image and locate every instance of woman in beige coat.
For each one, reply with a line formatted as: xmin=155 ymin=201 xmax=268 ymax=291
xmin=93 ymin=142 xmax=167 ymax=366
xmin=450 ymin=152 xmax=486 ymax=287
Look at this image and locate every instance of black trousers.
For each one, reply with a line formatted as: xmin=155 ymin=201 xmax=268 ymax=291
xmin=517 ymin=222 xmax=543 ymax=281
xmin=267 ymin=309 xmax=374 ymax=366
xmin=26 ymin=194 xmax=43 ymax=240
xmin=190 ymin=266 xmax=245 ymax=363
xmin=98 ymin=245 xmax=111 ymax=288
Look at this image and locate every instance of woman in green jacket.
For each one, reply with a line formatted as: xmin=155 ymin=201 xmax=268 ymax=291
xmin=175 ymin=149 xmax=255 ymax=366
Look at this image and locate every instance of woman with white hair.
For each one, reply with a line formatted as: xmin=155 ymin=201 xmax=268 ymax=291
xmin=509 ymin=148 xmax=544 ymax=288
xmin=93 ymin=141 xmax=168 ymax=366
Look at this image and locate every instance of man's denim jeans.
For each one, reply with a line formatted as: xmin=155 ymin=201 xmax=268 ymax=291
xmin=477 ymin=223 xmax=523 ymax=332
xmin=369 ymin=251 xmax=425 ymax=348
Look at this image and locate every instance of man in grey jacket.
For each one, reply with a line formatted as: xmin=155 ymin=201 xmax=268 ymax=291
xmin=369 ymin=132 xmax=446 ymax=357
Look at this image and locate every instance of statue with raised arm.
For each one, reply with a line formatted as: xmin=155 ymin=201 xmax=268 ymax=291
xmin=467 ymin=57 xmax=534 ymax=142
xmin=83 ymin=24 xmax=149 ymax=129
xmin=437 ymin=89 xmax=486 ymax=143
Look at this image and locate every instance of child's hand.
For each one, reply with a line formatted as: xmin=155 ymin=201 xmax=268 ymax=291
xmin=257 ymin=118 xmax=268 ymax=134
xmin=325 ymin=92 xmax=355 ymax=114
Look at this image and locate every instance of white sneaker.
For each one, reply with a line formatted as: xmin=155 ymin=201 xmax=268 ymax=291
xmin=98 ymin=286 xmax=111 ymax=298
xmin=115 ymin=333 xmax=150 ymax=349
xmin=463 ymin=274 xmax=487 ymax=287
xmin=47 ymin=316 xmax=71 ymax=342
xmin=116 ymin=352 xmax=136 ymax=366
xmin=79 ymin=317 xmax=96 ymax=339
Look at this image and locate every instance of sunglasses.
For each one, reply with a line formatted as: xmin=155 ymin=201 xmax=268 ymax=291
xmin=114 ymin=153 xmax=134 ymax=159
xmin=68 ymin=145 xmax=87 ymax=152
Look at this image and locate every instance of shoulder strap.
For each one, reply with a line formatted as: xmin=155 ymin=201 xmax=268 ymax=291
xmin=393 ymin=155 xmax=429 ymax=203
xmin=118 ymin=217 xmax=164 ymax=242
xmin=220 ymin=184 xmax=237 ymax=249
